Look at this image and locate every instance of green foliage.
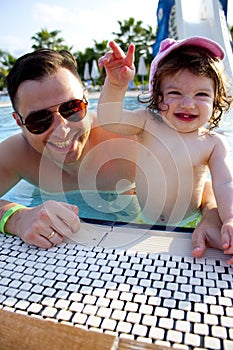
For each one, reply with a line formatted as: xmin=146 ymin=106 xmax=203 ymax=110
xmin=111 ymin=17 xmax=156 ymax=85
xmin=0 ymin=21 xmax=233 ymax=91
xmin=73 ymin=18 xmax=155 ymax=85
xmin=230 ymin=26 xmax=233 ymax=49
xmin=31 ymin=28 xmax=72 ymax=51
xmin=113 ymin=17 xmax=155 ymax=56
xmin=73 ymin=41 xmax=109 ymax=84
xmin=0 ymin=51 xmax=17 ymax=89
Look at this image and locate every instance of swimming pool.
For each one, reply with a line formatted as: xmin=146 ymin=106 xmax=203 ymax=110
xmin=0 ymin=95 xmax=144 ymax=224
xmin=0 ymin=94 xmax=233 ymax=225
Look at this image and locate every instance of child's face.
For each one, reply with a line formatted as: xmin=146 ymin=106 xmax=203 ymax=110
xmin=159 ymin=69 xmax=215 ymax=133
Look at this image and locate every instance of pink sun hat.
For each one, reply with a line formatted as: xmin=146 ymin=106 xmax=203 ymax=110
xmin=149 ymin=36 xmax=225 ymax=91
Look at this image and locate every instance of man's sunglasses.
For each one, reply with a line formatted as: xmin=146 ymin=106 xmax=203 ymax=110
xmin=17 ymin=97 xmax=88 ymax=135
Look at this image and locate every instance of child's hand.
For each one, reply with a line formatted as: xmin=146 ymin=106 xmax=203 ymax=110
xmin=221 ymin=218 xmax=233 ymax=264
xmin=192 ymin=211 xmax=233 ymax=265
xmin=98 ymin=41 xmax=135 ymax=87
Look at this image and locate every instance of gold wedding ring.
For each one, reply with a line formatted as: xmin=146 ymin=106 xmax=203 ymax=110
xmin=47 ymin=231 xmax=56 ymax=240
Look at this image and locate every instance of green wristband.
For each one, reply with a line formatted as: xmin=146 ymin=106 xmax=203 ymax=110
xmin=0 ymin=205 xmax=26 ymax=236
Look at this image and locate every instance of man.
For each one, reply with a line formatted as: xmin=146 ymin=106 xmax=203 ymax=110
xmin=0 ymin=48 xmax=222 ymax=257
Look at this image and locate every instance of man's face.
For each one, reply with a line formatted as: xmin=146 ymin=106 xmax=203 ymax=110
xmin=13 ymin=67 xmax=92 ymax=165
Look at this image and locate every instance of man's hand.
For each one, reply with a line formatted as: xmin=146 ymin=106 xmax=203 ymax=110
xmin=6 ymin=200 xmax=80 ymax=248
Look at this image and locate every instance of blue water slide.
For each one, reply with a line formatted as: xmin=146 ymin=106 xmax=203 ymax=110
xmin=152 ymin=0 xmax=233 ymax=82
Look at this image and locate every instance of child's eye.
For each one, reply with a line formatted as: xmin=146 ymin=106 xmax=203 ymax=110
xmin=167 ymin=90 xmax=181 ymax=95
xmin=196 ymin=92 xmax=210 ymax=97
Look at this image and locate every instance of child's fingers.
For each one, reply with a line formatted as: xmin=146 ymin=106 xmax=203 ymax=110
xmin=222 ymin=226 xmax=233 ymax=264
xmin=109 ymin=41 xmax=125 ymax=59
xmin=99 ymin=41 xmax=135 ymax=72
xmin=98 ymin=52 xmax=114 ymax=68
xmin=226 ymin=256 xmax=233 ymax=265
xmin=98 ymin=57 xmax=105 ymax=68
xmin=125 ymin=43 xmax=135 ymax=68
xmin=221 ymin=227 xmax=232 ymax=250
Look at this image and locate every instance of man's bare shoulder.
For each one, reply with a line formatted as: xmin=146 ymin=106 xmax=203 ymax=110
xmin=0 ymin=133 xmax=40 ymax=163
xmin=0 ymin=133 xmax=31 ymax=151
xmin=0 ymin=133 xmax=43 ymax=193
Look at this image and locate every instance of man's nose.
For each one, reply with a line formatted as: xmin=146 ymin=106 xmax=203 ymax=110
xmin=52 ymin=112 xmax=71 ymax=135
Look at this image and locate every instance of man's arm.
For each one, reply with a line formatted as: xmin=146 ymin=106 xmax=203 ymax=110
xmin=0 ymin=135 xmax=81 ymax=248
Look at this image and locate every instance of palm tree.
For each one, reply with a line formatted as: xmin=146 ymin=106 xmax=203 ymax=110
xmin=31 ymin=28 xmax=72 ymax=51
xmin=112 ymin=17 xmax=155 ymax=77
xmin=230 ymin=25 xmax=233 ymax=49
xmin=113 ymin=18 xmax=155 ymax=53
xmin=0 ymin=50 xmax=16 ymax=70
xmin=0 ymin=50 xmax=17 ymax=89
xmin=74 ymin=40 xmax=108 ymax=84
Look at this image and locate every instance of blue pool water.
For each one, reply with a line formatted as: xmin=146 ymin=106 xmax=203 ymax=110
xmin=0 ymin=94 xmax=233 ymax=224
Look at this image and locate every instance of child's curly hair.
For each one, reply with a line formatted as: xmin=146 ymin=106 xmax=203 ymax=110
xmin=139 ymin=46 xmax=233 ymax=129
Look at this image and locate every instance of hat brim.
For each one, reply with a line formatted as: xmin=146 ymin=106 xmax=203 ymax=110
xmin=149 ymin=36 xmax=225 ymax=90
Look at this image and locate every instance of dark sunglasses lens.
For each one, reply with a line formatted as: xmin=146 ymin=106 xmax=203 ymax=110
xmin=59 ymin=99 xmax=88 ymax=122
xmin=26 ymin=111 xmax=53 ymax=134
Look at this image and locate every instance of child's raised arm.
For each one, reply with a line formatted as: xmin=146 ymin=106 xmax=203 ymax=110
xmin=97 ymin=41 xmax=146 ymax=135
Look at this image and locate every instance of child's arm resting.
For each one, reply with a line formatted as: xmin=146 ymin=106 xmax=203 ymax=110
xmin=209 ymin=135 xmax=233 ymax=262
